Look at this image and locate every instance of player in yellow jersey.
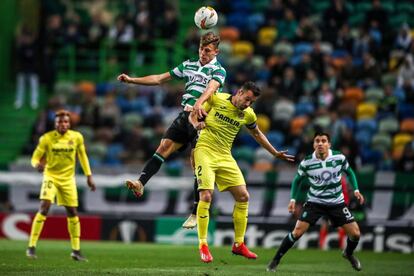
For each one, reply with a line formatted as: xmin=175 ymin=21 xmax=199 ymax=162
xmin=188 ymin=81 xmax=295 ymax=263
xmin=26 ymin=110 xmax=96 ymax=261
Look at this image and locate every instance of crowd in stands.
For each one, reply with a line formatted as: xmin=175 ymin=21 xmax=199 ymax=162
xmin=17 ymin=0 xmax=414 ymax=175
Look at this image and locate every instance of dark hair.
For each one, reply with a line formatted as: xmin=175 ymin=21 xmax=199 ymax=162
xmin=200 ymin=31 xmax=220 ymax=48
xmin=55 ymin=109 xmax=71 ymax=118
xmin=313 ymin=132 xmax=331 ymax=142
xmin=241 ymin=81 xmax=261 ymax=97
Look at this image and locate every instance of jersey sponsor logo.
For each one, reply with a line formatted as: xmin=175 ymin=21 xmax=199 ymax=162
xmin=52 ymin=148 xmax=74 ymax=153
xmin=188 ymin=74 xmax=209 ymax=85
xmin=214 ymin=111 xmax=240 ymax=127
xmin=311 ymin=170 xmax=340 ymax=183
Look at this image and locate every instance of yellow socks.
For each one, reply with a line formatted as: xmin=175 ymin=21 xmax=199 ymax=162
xmin=28 ymin=212 xmax=46 ymax=247
xmin=67 ymin=216 xmax=81 ymax=251
xmin=197 ymin=201 xmax=211 ymax=247
xmin=233 ymin=201 xmax=249 ymax=244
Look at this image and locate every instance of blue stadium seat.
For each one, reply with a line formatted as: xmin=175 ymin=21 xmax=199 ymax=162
xmin=399 ymin=103 xmax=414 ymax=119
xmin=355 ymin=129 xmax=372 ymax=146
xmin=294 ymin=42 xmax=313 ymax=56
xmin=356 ymin=119 xmax=377 ymax=134
xmin=295 ymin=102 xmax=315 ymax=116
xmin=266 ymin=131 xmax=285 ymax=148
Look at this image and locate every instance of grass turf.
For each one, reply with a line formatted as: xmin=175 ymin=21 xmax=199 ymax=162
xmin=0 ymin=240 xmax=413 ymax=275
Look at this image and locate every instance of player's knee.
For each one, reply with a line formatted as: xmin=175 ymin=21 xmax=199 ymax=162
xmin=237 ymin=192 xmax=249 ymax=202
xmin=39 ymin=201 xmax=51 ymax=215
xmin=350 ymin=228 xmax=360 ymax=240
xmin=200 ymin=191 xmax=212 ymax=203
xmin=292 ymin=227 xmax=305 ymax=239
xmin=66 ymin=207 xmax=77 ymax=217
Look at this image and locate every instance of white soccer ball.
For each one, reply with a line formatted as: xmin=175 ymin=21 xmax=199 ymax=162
xmin=194 ymin=6 xmax=218 ymax=30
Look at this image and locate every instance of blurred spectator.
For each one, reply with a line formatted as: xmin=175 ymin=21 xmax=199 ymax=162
xmin=264 ymin=0 xmax=285 ymax=26
xmin=42 ymin=14 xmax=64 ymax=94
xmin=295 ymin=17 xmax=321 ymax=42
xmin=87 ymin=11 xmax=108 ymax=48
xmin=396 ymin=142 xmax=414 ymax=172
xmin=322 ymin=0 xmax=349 ymax=43
xmin=334 ymin=24 xmax=353 ymax=53
xmin=365 ymin=0 xmax=388 ymax=34
xmin=394 ymin=24 xmax=412 ymax=53
xmin=134 ymin=0 xmax=154 ymax=65
xmin=277 ymin=9 xmax=298 ymax=41
xmin=336 ymin=127 xmax=359 ymax=169
xmin=159 ymin=4 xmax=179 ymax=67
xmin=14 ymin=26 xmax=40 ymax=109
xmin=277 ymin=67 xmax=301 ymax=101
xmin=357 ymin=53 xmax=381 ymax=87
xmin=397 ymin=55 xmax=414 ymax=89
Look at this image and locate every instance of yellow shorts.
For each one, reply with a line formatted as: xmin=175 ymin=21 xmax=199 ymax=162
xmin=39 ymin=175 xmax=78 ymax=207
xmin=194 ymin=146 xmax=246 ymax=192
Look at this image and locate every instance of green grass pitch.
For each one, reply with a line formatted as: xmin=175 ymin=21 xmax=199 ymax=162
xmin=0 ymin=240 xmax=413 ymax=275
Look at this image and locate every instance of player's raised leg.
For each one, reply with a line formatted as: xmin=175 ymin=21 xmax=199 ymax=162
xmin=126 ymin=138 xmax=183 ymax=197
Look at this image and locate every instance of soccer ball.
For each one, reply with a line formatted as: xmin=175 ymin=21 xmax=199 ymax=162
xmin=194 ymin=6 xmax=218 ymax=29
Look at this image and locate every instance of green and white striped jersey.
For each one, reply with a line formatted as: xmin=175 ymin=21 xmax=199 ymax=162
xmin=169 ymin=57 xmax=226 ymax=108
xmin=298 ymin=149 xmax=349 ymax=205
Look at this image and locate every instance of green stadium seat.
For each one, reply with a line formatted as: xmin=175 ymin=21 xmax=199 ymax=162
xmin=365 ymin=87 xmax=385 ymax=103
xmin=371 ymin=133 xmax=392 ymax=153
xmin=122 ymin=113 xmax=143 ymax=131
xmin=378 ymin=117 xmax=399 ymax=133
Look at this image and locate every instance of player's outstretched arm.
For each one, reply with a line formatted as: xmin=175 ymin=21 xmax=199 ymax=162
xmin=247 ymin=126 xmax=295 ymax=162
xmin=193 ymin=79 xmax=220 ymax=118
xmin=344 ymin=166 xmax=365 ymax=205
xmin=117 ymin=72 xmax=172 ymax=86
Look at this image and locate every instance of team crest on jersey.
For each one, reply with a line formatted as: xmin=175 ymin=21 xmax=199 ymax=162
xmin=68 ymin=140 xmax=74 ymax=145
xmin=237 ymin=111 xmax=244 ymax=119
xmin=302 ymin=211 xmax=308 ymax=218
xmin=197 ymin=178 xmax=202 ymax=185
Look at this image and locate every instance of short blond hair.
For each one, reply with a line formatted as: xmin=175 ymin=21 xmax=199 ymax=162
xmin=200 ymin=32 xmax=220 ymax=48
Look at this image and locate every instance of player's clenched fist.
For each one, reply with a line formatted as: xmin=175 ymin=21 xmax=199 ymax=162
xmin=117 ymin=73 xmax=131 ymax=83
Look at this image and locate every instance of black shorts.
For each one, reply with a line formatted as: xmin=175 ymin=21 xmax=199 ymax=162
xmin=164 ymin=111 xmax=198 ymax=151
xmin=299 ymin=201 xmax=355 ymax=227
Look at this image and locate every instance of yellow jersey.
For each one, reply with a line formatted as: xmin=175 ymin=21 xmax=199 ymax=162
xmin=196 ymin=92 xmax=257 ymax=154
xmin=31 ymin=129 xmax=92 ymax=181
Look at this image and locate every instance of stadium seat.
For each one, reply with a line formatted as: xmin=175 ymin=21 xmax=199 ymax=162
xmin=400 ymin=118 xmax=414 ymax=133
xmin=247 ymin=13 xmax=265 ymax=32
xmin=77 ymin=81 xmax=96 ymax=95
xmin=256 ymin=114 xmax=271 ymax=133
xmin=232 ymin=41 xmax=254 ymax=58
xmin=343 ymin=87 xmax=364 ymax=104
xmin=313 ymin=115 xmax=331 ymax=129
xmin=360 ymin=148 xmax=382 ymax=165
xmin=392 ymin=147 xmax=405 ymax=160
xmin=122 ymin=112 xmax=143 ymax=131
xmin=319 ymin=42 xmax=333 ymax=55
xmin=266 ymin=131 xmax=285 ymax=148
xmin=76 ymin=126 xmax=94 ymax=142
xmin=365 ymin=87 xmax=385 ymax=103
xmin=294 ymin=102 xmax=315 ymax=116
xmin=356 ymin=119 xmax=377 ymax=134
xmin=233 ymin=146 xmax=255 ymax=164
xmin=294 ymin=42 xmax=313 ymax=56
xmin=290 ymin=116 xmax=309 ymax=136
xmin=273 ymin=41 xmax=294 ymax=57
xmin=219 ymin=27 xmax=240 ymax=43
xmin=355 ymin=129 xmax=372 ymax=146
xmin=356 ymin=102 xmax=377 ymax=120
xmin=258 ymin=27 xmax=277 ymax=46
xmin=393 ymin=133 xmax=413 ymax=150
xmin=272 ymin=99 xmax=295 ymax=122
xmin=371 ymin=133 xmax=392 ymax=153
xmin=398 ymin=103 xmax=414 ymax=119
xmin=378 ymin=117 xmax=399 ymax=133
xmin=88 ymin=142 xmax=108 ymax=161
